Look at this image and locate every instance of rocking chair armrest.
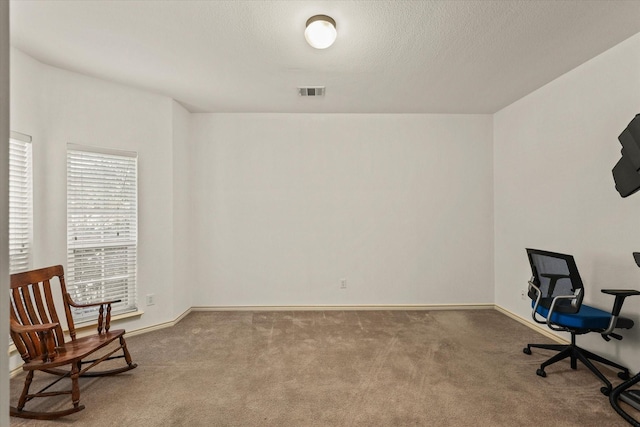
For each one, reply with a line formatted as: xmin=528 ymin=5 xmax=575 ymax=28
xmin=65 ymin=293 xmax=120 ymax=334
xmin=65 ymin=293 xmax=121 ymax=308
xmin=11 ymin=321 xmax=59 ymax=362
xmin=10 ymin=322 xmax=58 ymax=334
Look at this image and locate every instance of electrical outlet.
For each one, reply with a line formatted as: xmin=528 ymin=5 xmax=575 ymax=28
xmin=340 ymin=279 xmax=347 ymax=289
xmin=146 ymin=294 xmax=155 ymax=306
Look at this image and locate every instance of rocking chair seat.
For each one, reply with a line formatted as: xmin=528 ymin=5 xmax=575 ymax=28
xmin=22 ymin=329 xmax=126 ymax=371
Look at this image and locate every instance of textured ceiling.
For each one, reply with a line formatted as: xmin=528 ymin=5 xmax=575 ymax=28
xmin=9 ymin=0 xmax=640 ymax=114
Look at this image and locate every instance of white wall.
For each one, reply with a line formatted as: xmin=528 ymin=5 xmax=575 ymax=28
xmin=7 ymin=51 xmax=495 ymax=376
xmin=189 ymin=114 xmax=494 ymax=306
xmin=10 ymin=48 xmax=496 ymax=319
xmin=494 ymin=33 xmax=640 ymax=368
xmin=10 ymin=49 xmax=180 ymax=335
xmin=1 ymin=2 xmax=10 ymax=424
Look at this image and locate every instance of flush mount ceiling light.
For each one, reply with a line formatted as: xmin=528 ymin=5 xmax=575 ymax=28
xmin=305 ymin=15 xmax=337 ymax=49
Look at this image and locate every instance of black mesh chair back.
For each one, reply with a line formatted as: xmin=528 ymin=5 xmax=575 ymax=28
xmin=526 ymin=248 xmax=584 ymax=314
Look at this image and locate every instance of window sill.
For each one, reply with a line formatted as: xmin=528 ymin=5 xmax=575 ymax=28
xmin=74 ymin=309 xmax=144 ymax=335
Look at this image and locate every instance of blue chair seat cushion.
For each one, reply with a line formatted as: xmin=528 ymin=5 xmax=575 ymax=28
xmin=534 ymin=303 xmax=612 ymax=330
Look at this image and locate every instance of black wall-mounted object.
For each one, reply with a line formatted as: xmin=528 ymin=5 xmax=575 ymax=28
xmin=613 ymin=114 xmax=640 ymax=197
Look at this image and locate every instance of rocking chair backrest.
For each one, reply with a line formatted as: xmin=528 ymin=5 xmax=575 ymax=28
xmin=10 ymin=265 xmax=75 ymax=363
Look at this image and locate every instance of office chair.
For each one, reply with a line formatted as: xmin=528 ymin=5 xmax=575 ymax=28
xmin=523 ymin=248 xmax=640 ymax=395
xmin=609 ymin=253 xmax=640 ymax=426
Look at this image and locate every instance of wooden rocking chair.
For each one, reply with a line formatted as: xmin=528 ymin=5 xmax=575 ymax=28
xmin=9 ymin=265 xmax=137 ymax=419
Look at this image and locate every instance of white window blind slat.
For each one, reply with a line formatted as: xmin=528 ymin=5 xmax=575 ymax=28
xmin=67 ymin=145 xmax=138 ymax=321
xmin=9 ymin=136 xmax=33 ymax=274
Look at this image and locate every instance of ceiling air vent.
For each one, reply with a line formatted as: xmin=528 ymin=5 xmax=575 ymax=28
xmin=298 ymin=86 xmax=325 ymax=97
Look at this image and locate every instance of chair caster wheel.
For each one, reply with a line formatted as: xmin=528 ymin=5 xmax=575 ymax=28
xmin=618 ymin=371 xmax=630 ymax=380
xmin=536 ymin=369 xmax=546 ymax=377
xmin=523 ymin=347 xmax=532 ymax=355
xmin=601 ymin=386 xmax=611 ymax=396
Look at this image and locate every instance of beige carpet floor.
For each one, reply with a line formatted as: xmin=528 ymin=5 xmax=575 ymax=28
xmin=8 ymin=310 xmax=636 ymax=426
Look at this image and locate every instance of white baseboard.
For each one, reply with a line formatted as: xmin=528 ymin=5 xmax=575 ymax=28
xmin=191 ymin=303 xmax=495 ymax=312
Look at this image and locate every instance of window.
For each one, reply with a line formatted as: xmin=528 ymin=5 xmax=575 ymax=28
xmin=9 ymin=132 xmax=32 ymax=274
xmin=67 ymin=144 xmax=138 ymax=321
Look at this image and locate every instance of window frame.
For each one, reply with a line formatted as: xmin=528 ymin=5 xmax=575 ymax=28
xmin=66 ymin=143 xmax=139 ymax=322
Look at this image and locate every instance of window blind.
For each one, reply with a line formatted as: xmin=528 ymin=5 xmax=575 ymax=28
xmin=9 ymin=132 xmax=32 ymax=274
xmin=67 ymin=144 xmax=138 ymax=321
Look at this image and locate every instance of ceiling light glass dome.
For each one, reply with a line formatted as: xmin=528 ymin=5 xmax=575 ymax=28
xmin=305 ymin=15 xmax=337 ymax=49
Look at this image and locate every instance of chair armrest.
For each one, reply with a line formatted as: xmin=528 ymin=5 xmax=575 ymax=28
xmin=601 ymin=289 xmax=640 ymax=297
xmin=65 ymin=293 xmax=122 ymax=308
xmin=10 ymin=322 xmax=58 ymax=334
xmin=527 ymin=280 xmax=576 ymax=330
xmin=65 ymin=293 xmax=121 ymax=334
xmin=527 ymin=280 xmax=546 ymax=325
xmin=545 ymin=293 xmax=581 ymax=331
xmin=529 ymin=278 xmax=582 ymax=331
xmin=600 ymin=289 xmax=640 ymax=337
xmin=601 ymin=289 xmax=640 ymax=316
xmin=10 ymin=321 xmax=59 ymax=362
